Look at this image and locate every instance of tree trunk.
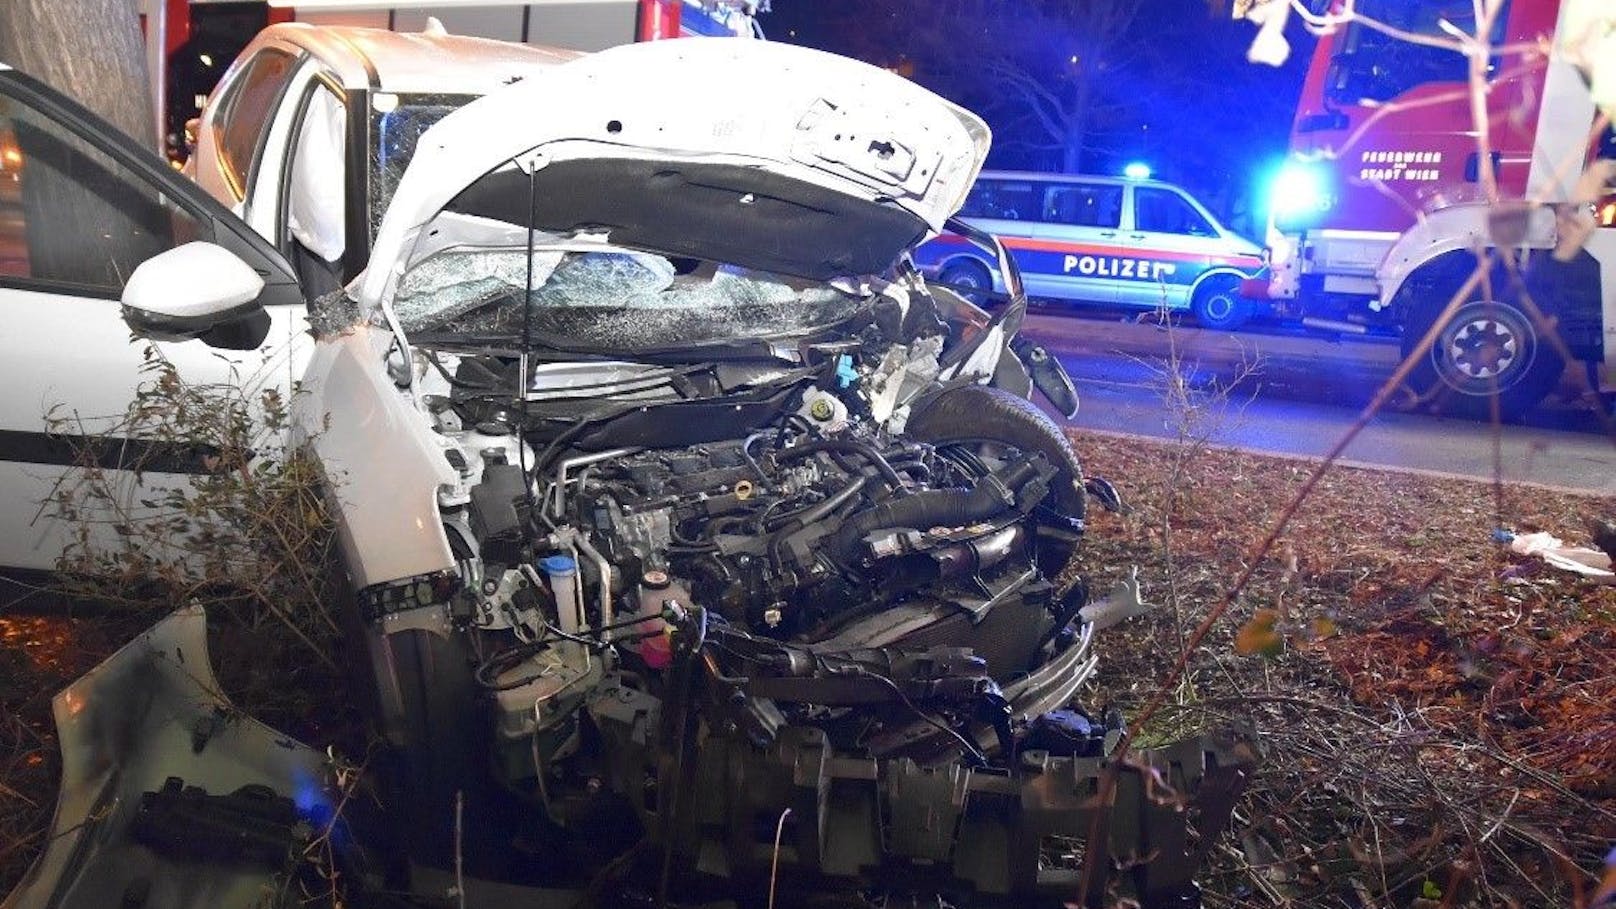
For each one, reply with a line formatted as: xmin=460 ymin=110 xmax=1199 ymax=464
xmin=0 ymin=0 xmax=153 ymax=146
xmin=0 ymin=0 xmax=168 ymax=288
xmin=1062 ymin=128 xmax=1085 ymax=173
xmin=1062 ymin=77 xmax=1092 ymax=173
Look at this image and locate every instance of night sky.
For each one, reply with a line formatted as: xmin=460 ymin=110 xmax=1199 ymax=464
xmin=764 ymin=0 xmax=1315 ymax=235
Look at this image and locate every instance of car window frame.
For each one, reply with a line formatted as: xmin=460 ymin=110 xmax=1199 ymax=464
xmin=274 ymin=71 xmax=350 ymax=263
xmin=0 ymin=75 xmax=215 ymax=301
xmin=959 ymin=176 xmax=1043 ymax=225
xmin=0 ymin=69 xmax=308 ymax=310
xmin=1041 ymin=180 xmax=1123 ymax=230
xmin=1133 ymin=186 xmax=1219 ymax=237
xmin=1325 ymin=0 xmax=1513 ymax=106
xmin=212 ymin=45 xmax=302 ymax=204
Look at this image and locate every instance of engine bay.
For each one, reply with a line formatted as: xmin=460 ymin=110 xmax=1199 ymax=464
xmin=337 ymin=279 xmax=1252 ymax=908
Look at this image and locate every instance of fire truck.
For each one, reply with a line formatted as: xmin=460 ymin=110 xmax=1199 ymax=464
xmin=1250 ymin=0 xmax=1616 ymax=417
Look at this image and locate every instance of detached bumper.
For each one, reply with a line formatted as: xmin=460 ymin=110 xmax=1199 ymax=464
xmin=3 ymin=606 xmax=331 ymax=909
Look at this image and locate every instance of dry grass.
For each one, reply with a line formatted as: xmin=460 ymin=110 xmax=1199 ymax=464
xmin=0 ymin=354 xmax=358 ymax=894
xmin=1074 ymin=428 xmax=1616 ymax=908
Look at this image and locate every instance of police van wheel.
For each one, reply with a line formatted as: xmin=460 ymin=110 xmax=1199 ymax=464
xmin=939 ymin=260 xmax=994 ymax=306
xmin=1191 ymin=277 xmax=1252 ymax=331
xmin=1400 ymin=285 xmax=1563 ymax=421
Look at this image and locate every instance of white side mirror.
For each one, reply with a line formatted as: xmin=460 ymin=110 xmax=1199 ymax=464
xmin=121 ymin=242 xmax=270 ymax=349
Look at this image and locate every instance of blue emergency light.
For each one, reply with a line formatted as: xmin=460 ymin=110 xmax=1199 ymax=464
xmin=1268 ymin=160 xmax=1335 ymax=230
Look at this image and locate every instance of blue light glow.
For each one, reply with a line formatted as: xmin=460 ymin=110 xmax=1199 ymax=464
xmin=1123 ymin=161 xmax=1152 ymax=180
xmin=292 ymin=767 xmax=333 ymax=822
xmin=1268 ymin=160 xmax=1332 ymax=221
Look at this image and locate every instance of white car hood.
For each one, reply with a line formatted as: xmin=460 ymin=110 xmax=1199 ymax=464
xmin=357 ymin=38 xmax=990 ymax=313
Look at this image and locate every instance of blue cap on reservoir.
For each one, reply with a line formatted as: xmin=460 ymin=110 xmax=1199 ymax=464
xmin=539 ymin=554 xmax=577 ymax=576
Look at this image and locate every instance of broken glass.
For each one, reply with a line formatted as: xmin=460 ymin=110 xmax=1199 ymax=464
xmin=393 ymin=249 xmax=563 ymax=332
xmin=395 ymin=246 xmax=865 ymax=349
xmin=368 ymin=93 xmax=477 ymax=237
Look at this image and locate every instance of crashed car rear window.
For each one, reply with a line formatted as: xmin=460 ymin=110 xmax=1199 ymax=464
xmin=394 ymin=246 xmax=865 ymax=348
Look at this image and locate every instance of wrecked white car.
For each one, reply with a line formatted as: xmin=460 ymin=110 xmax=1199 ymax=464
xmin=10 ymin=39 xmax=1250 ymax=909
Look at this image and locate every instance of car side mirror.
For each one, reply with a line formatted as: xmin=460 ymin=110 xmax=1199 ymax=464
xmin=121 ymin=242 xmax=272 ymax=350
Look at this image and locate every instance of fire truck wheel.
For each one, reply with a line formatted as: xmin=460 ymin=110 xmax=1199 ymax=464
xmin=1401 ymin=291 xmax=1563 ymax=420
xmin=1191 ymin=276 xmax=1253 ymax=331
xmin=939 ymin=259 xmax=995 ymax=306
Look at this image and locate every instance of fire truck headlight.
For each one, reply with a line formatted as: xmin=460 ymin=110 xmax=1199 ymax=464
xmin=1269 ymin=161 xmax=1333 ymax=232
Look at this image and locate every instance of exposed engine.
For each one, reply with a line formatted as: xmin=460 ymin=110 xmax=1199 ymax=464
xmin=357 ymin=299 xmax=1248 ymax=908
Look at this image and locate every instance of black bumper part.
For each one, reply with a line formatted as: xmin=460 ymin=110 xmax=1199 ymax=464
xmin=591 ymin=684 xmax=1254 ymax=907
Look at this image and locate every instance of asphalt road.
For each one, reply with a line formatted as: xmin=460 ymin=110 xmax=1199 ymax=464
xmin=1020 ymin=311 xmax=1616 ymax=496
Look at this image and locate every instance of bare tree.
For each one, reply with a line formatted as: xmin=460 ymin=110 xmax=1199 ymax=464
xmin=811 ymin=0 xmax=1145 ymax=172
xmin=0 ymin=0 xmax=153 ymax=143
xmin=907 ymin=0 xmax=1145 ymax=172
xmin=987 ymin=0 xmax=1143 ymax=173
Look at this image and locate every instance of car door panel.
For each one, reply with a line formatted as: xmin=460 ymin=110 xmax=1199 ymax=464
xmin=1029 ymin=181 xmax=1126 ymax=306
xmin=937 ymin=179 xmax=1059 ymax=298
xmin=0 ymin=69 xmax=310 ymax=578
xmin=1117 ymin=186 xmax=1229 ymax=310
xmin=0 ymin=288 xmax=308 ymax=572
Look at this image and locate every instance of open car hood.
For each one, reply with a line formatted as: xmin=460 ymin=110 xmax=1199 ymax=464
xmin=357 ymin=38 xmax=990 ymax=311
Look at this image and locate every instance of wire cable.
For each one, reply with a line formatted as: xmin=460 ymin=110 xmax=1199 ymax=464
xmin=846 ymin=666 xmax=990 ymax=766
xmin=767 ymin=806 xmax=792 ymax=909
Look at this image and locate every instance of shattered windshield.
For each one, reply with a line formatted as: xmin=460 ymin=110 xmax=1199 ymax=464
xmin=394 ymin=245 xmax=867 ymax=350
xmin=369 ymin=92 xmax=475 ymax=237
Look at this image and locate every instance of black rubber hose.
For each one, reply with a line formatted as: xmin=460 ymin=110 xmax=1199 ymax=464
xmin=833 ymin=458 xmax=1043 ymax=561
xmin=774 ymin=439 xmax=908 ymax=494
xmin=769 ymin=476 xmax=869 ymax=534
xmin=905 ymin=384 xmax=1086 ymax=523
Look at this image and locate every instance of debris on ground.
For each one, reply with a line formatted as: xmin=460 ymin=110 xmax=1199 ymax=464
xmin=1496 ymin=528 xmax=1615 ymax=578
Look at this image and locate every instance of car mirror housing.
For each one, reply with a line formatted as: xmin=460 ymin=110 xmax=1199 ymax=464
xmin=120 ymin=242 xmax=272 ymax=349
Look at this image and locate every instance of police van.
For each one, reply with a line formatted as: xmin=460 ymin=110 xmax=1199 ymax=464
xmin=915 ymin=171 xmax=1267 ymax=329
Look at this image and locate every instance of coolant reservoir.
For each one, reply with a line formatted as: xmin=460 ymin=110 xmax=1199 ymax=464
xmin=541 ymin=554 xmax=582 ymax=635
xmin=634 ymin=570 xmax=679 ymax=669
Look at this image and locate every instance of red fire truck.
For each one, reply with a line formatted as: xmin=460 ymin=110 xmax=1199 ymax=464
xmin=1251 ymin=0 xmax=1615 ymax=417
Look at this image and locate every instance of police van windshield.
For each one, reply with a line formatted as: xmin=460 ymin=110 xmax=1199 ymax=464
xmin=1326 ymin=1 xmax=1512 ymax=106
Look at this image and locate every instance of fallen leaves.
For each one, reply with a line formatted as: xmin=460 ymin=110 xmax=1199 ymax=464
xmin=1072 ymin=427 xmax=1616 ymax=906
xmin=1235 ymin=608 xmax=1284 ymax=657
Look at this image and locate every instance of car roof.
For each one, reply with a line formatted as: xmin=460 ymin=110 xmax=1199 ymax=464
xmin=975 ymin=169 xmax=1190 ymax=193
xmin=255 ymin=23 xmax=579 ymax=95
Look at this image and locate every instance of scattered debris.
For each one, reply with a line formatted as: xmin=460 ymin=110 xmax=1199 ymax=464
xmin=1496 ymin=528 xmax=1615 ymax=578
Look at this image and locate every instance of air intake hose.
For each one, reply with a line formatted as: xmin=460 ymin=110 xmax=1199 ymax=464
xmin=834 ymin=455 xmax=1049 ymax=562
xmin=905 ymin=383 xmax=1086 ymax=526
